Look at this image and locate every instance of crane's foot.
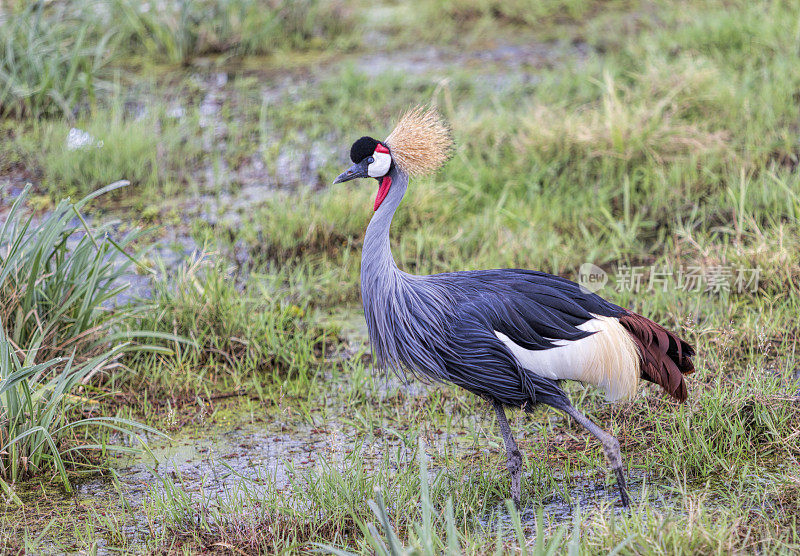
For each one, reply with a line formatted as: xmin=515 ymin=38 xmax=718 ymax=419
xmin=558 ymin=403 xmax=631 ymax=508
xmin=613 ymin=465 xmax=631 ymax=508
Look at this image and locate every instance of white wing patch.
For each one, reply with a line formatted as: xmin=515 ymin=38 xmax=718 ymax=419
xmin=368 ymin=151 xmax=392 ymax=177
xmin=494 ymin=315 xmax=640 ymax=401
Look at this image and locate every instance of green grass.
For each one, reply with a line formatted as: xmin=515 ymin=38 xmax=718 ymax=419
xmin=106 ymin=412 xmax=800 ymax=553
xmin=0 ymin=0 xmax=360 ymax=118
xmin=403 ymin=0 xmax=637 ymax=44
xmin=222 ymin=0 xmax=800 ymax=308
xmin=0 ymin=184 xmax=174 ymax=492
xmin=0 ymin=327 xmax=158 ymax=494
xmin=0 ymin=2 xmax=115 ymax=118
xmin=2 ymin=0 xmax=800 ymax=552
xmin=19 ymin=100 xmax=197 ymax=199
xmin=107 ymin=0 xmax=359 ymax=65
xmin=0 ymin=183 xmax=153 ymax=363
xmin=121 ymin=256 xmax=332 ymax=398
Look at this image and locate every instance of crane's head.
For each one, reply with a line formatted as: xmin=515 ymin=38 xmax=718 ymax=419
xmin=332 ymin=106 xmax=453 ymax=211
xmin=333 ymin=136 xmax=393 ymax=184
xmin=333 ymin=136 xmax=394 ymax=210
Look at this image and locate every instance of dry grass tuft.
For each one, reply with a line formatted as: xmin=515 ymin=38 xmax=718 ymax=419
xmin=516 ymin=67 xmax=731 ymax=164
xmin=385 ymin=105 xmax=454 ymax=177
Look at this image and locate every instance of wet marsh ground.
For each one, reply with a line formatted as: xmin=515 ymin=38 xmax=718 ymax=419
xmin=1 ymin=0 xmax=800 ymax=553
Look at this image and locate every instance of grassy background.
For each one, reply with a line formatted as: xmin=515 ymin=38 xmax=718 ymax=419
xmin=1 ymin=0 xmax=799 ymax=553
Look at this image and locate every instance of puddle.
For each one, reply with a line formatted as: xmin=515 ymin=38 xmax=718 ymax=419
xmin=79 ymin=419 xmax=338 ymax=507
xmin=32 ymin=400 xmax=428 ymax=551
xmin=357 ymin=40 xmax=589 ymax=80
xmin=0 ymin=174 xmax=36 ymax=216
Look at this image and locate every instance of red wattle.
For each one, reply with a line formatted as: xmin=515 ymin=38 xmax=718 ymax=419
xmin=374 ymin=176 xmax=392 ymax=211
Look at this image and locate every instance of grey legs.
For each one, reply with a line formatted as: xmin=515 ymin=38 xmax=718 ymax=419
xmin=492 ymin=399 xmax=630 ymax=508
xmin=493 ymin=400 xmax=523 ymax=507
xmin=561 ymin=404 xmax=630 ymax=507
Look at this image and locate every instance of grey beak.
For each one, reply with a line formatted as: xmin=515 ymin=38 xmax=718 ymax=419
xmin=333 ymin=160 xmax=370 ymax=184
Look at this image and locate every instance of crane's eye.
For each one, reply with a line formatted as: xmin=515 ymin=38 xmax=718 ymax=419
xmin=367 ymin=157 xmax=374 ymax=164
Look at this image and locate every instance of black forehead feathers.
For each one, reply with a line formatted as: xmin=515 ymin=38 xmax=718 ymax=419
xmin=350 ymin=136 xmax=380 ymax=163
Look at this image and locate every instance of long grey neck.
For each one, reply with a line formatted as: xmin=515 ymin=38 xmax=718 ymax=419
xmin=361 ymin=166 xmax=409 ymax=286
xmin=360 ymin=166 xmax=410 ymax=368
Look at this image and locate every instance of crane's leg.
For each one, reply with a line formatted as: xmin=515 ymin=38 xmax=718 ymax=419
xmin=560 ymin=404 xmax=630 ymax=507
xmin=492 ymin=400 xmax=523 ymax=508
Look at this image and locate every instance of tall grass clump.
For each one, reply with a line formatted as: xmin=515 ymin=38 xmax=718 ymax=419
xmin=107 ymin=0 xmax=357 ymax=65
xmin=0 ymin=329 xmax=159 ymax=494
xmin=124 ymin=256 xmax=329 ymax=396
xmin=0 ymin=2 xmax=115 ymax=118
xmin=0 ymin=183 xmax=172 ymax=492
xmin=0 ymin=183 xmax=150 ymax=363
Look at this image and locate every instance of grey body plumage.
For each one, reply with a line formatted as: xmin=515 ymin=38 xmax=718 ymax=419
xmin=336 ymin=108 xmax=694 ymax=508
xmin=358 ymin=164 xmax=630 ymax=506
xmin=361 ymin=166 xmax=621 ymax=409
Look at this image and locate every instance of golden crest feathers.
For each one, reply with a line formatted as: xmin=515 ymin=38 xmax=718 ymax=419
xmin=384 ymin=106 xmax=453 ymax=177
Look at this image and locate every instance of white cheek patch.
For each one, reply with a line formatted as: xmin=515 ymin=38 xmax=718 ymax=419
xmin=367 ymin=151 xmax=392 ymax=177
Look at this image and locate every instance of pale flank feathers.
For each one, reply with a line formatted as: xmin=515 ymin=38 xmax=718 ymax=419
xmin=494 ymin=315 xmax=641 ymax=402
xmin=384 ymin=106 xmax=453 ymax=176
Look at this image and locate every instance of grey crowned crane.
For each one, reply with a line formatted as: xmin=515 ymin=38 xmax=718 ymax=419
xmin=333 ymin=107 xmax=695 ymax=507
